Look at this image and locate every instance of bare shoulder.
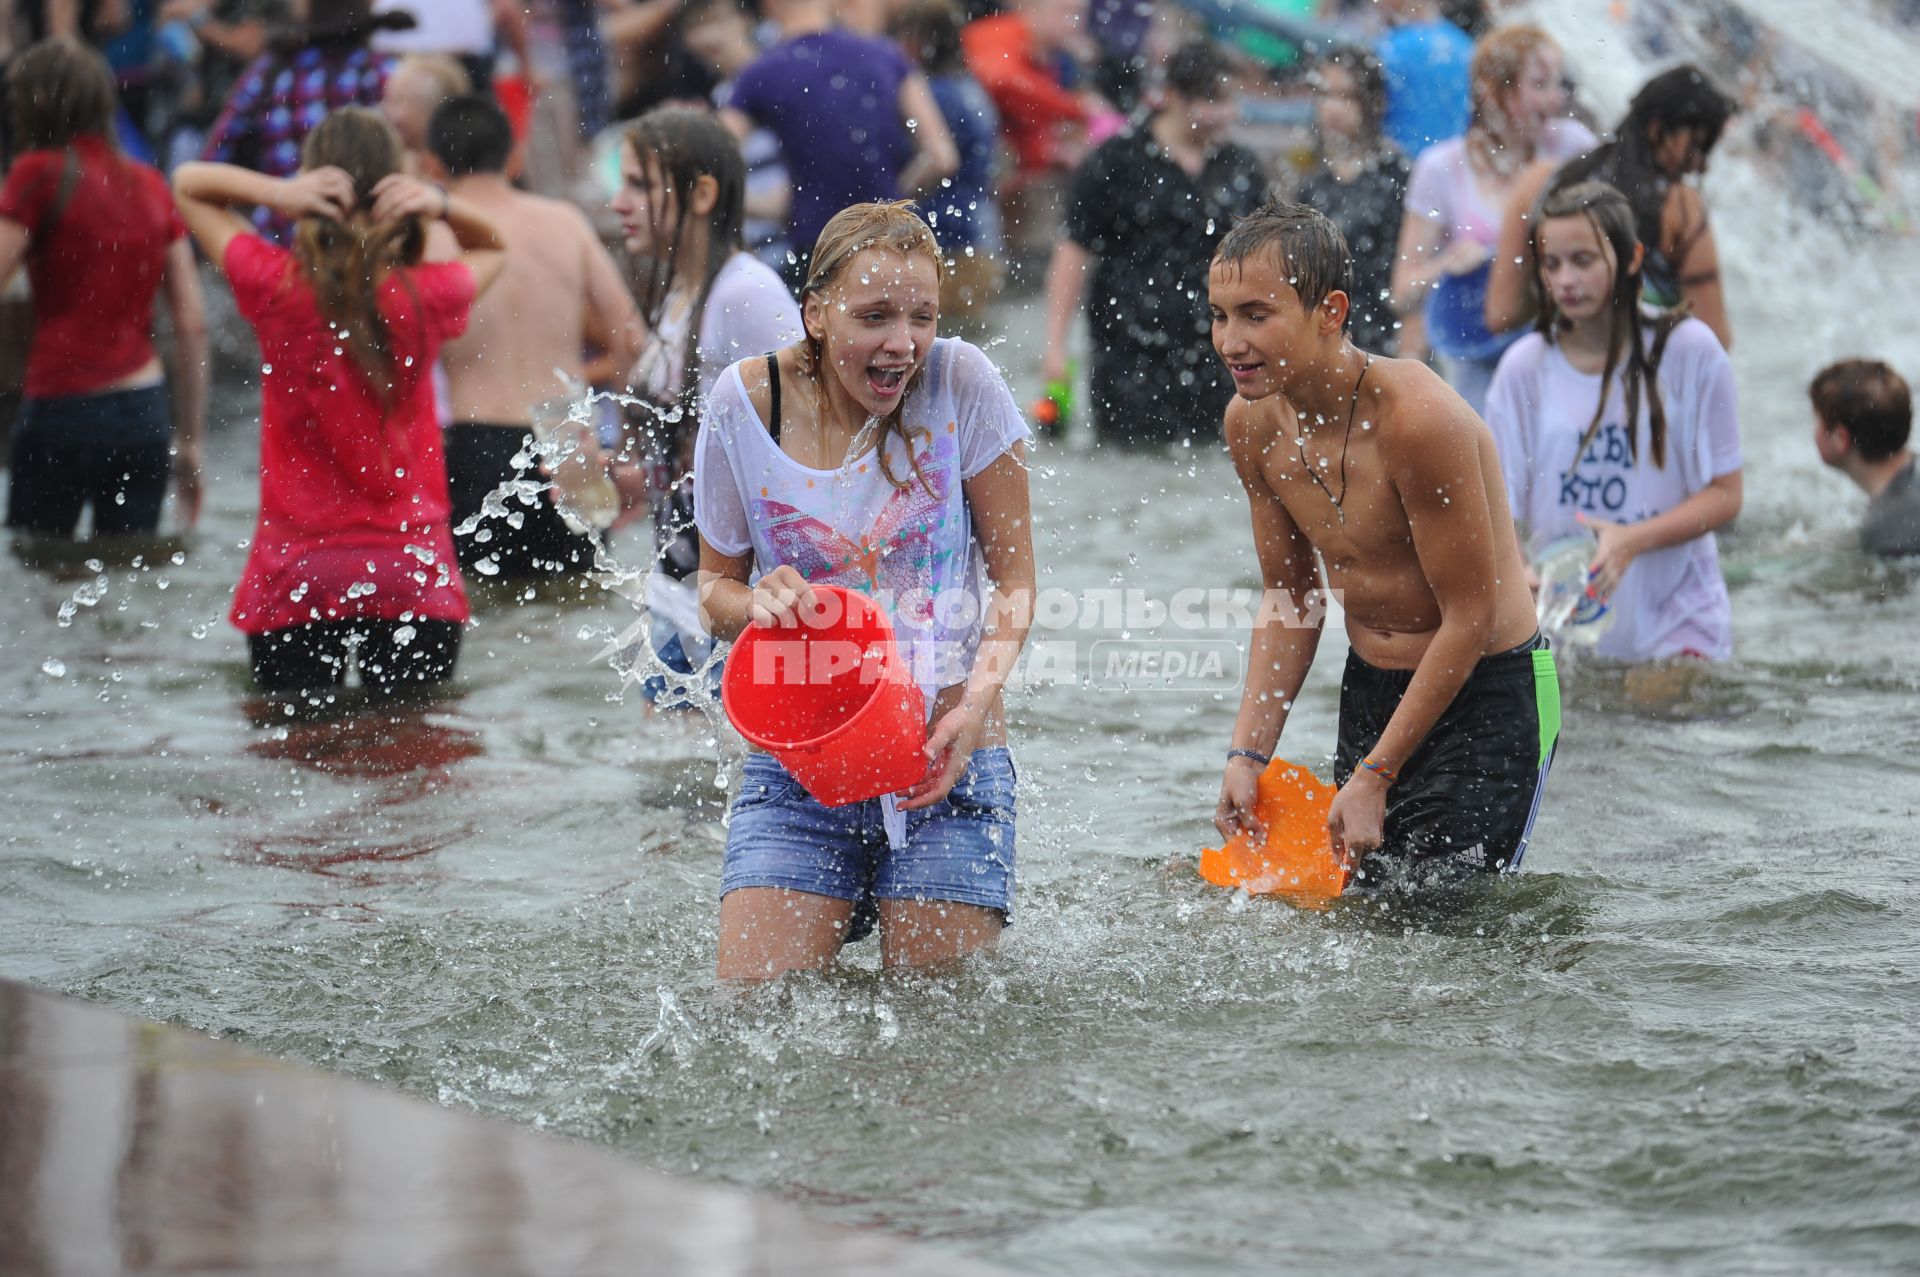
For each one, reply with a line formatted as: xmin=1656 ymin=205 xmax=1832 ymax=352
xmin=1223 ymin=393 xmax=1291 ymax=484
xmin=1370 ymin=355 xmax=1488 ymax=472
xmin=526 ymin=192 xmax=600 ymax=243
xmin=735 ymin=346 xmax=792 ymax=429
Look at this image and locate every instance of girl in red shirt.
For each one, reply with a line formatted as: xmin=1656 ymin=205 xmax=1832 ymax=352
xmin=0 ymin=38 xmax=209 ymax=539
xmin=173 ymin=107 xmax=506 ymax=696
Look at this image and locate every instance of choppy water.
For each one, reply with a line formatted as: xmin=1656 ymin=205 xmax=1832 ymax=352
xmin=5 ymin=8 xmax=1920 ymax=1274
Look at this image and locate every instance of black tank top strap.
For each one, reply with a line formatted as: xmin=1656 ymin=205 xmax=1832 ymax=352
xmin=765 ymin=352 xmax=782 ymax=442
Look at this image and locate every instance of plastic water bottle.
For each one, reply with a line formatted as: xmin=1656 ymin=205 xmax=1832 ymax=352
xmin=530 ymin=399 xmax=619 ymax=532
xmin=1532 ymin=531 xmax=1617 ymax=649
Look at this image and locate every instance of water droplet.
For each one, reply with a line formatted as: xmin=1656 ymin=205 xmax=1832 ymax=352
xmin=40 ymin=658 xmax=66 ymax=678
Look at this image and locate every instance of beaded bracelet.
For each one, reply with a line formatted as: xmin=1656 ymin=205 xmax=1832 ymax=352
xmin=1227 ymin=747 xmax=1271 ymax=768
xmin=1359 ymin=756 xmax=1398 ymax=785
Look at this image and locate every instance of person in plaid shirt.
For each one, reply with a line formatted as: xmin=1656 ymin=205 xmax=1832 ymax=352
xmin=202 ymin=0 xmax=415 ymax=240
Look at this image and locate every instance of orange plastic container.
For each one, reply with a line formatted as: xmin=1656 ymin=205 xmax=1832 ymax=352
xmin=721 ymin=584 xmax=928 ymax=806
xmin=1199 ymin=758 xmax=1349 ymax=906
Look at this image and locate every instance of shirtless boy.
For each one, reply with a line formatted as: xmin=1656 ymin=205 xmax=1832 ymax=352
xmin=1209 ymin=201 xmax=1558 ymax=883
xmin=425 ymin=95 xmax=643 ymax=577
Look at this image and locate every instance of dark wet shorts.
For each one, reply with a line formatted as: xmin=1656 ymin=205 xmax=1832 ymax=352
xmin=1335 ymin=633 xmax=1561 ymax=878
xmin=445 ymin=422 xmax=598 ymax=577
xmin=6 ymin=384 xmax=172 ymax=537
xmin=248 ymin=619 xmax=463 ymax=696
xmin=721 ymin=747 xmax=1017 ymax=942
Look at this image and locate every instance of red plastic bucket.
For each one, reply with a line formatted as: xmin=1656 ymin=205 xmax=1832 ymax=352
xmin=721 ymin=584 xmax=928 ymax=806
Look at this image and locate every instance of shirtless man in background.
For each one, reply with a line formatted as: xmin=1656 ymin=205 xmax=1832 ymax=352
xmin=425 ymin=95 xmax=643 ymax=578
xmin=1208 ymin=201 xmax=1558 ymax=887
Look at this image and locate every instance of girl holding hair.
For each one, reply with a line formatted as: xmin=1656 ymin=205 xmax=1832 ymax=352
xmin=1484 ymin=64 xmax=1738 ymax=348
xmin=1296 ymin=45 xmax=1408 ymax=356
xmin=1484 ymin=180 xmax=1742 ymax=665
xmin=1389 ymin=25 xmax=1594 ymax=412
xmin=694 ymin=201 xmax=1034 ymax=980
xmin=1 ymin=38 xmax=208 ymax=540
xmin=173 ymin=107 xmax=506 ymax=695
xmin=610 ymin=105 xmax=803 ymax=706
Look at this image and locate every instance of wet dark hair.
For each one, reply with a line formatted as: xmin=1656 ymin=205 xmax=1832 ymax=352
xmin=1810 ymin=360 xmax=1912 ymax=462
xmin=890 ymin=0 xmax=966 ymax=76
xmin=1311 ymin=44 xmax=1389 ymax=154
xmin=1553 ymin=64 xmax=1736 ymax=266
xmin=293 ymin=108 xmax=425 ymax=410
xmin=1212 ymin=200 xmax=1355 ymax=329
xmin=428 ymin=94 xmax=513 ymax=177
xmin=1530 ymin=180 xmax=1685 ymax=470
xmin=1163 ymin=38 xmax=1235 ymax=104
xmin=8 ymin=38 xmax=118 ymax=153
xmin=624 ymin=106 xmax=746 ymax=434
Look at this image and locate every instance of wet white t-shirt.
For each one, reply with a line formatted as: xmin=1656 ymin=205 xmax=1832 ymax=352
xmin=1485 ymin=317 xmax=1742 ymax=662
xmin=694 ymin=337 xmax=1030 ymax=702
xmin=633 ymin=251 xmax=803 ymax=405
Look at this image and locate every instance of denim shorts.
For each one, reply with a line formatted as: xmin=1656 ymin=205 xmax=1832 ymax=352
xmin=721 ymin=746 xmax=1017 ymax=942
xmin=7 ymin=384 xmax=172 ymax=537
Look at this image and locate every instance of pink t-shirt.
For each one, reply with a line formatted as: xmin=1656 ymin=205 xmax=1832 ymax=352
xmin=0 ymin=137 xmax=185 ymax=398
xmin=225 ymin=235 xmax=476 ymax=635
xmin=1407 ymin=119 xmax=1598 ymax=252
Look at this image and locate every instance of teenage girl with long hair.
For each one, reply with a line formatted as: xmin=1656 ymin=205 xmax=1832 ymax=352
xmin=1390 ymin=25 xmax=1594 ymax=412
xmin=1484 ymin=63 xmax=1738 ymax=348
xmin=609 ymin=105 xmax=802 ymax=704
xmin=693 ymin=201 xmax=1034 ymax=979
xmin=1 ymin=38 xmax=208 ymax=540
xmin=1484 ymin=181 xmax=1742 ymax=664
xmin=1297 ymin=45 xmax=1408 ymax=355
xmin=173 ymin=106 xmax=506 ymax=695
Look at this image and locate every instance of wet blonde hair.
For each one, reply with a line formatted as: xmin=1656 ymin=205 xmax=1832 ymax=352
xmin=799 ymin=200 xmax=945 ymax=492
xmin=1467 ymin=25 xmax=1560 ymax=137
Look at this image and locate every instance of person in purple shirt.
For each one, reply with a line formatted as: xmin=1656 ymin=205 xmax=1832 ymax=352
xmin=719 ymin=0 xmax=956 ymax=289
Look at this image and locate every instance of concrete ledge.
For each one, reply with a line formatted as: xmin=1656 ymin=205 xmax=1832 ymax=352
xmin=0 ymin=978 xmax=1005 ymax=1277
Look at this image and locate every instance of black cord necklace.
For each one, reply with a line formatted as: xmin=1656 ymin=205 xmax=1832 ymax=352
xmin=1296 ymin=354 xmax=1372 ymax=524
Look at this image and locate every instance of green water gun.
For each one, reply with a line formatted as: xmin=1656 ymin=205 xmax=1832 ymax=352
xmin=1031 ymin=362 xmax=1076 ymax=434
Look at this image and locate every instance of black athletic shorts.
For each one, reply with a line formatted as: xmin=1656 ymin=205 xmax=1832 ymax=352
xmin=1334 ymin=632 xmax=1561 ymax=880
xmin=248 ymin=619 xmax=462 ymax=696
xmin=6 ymin=384 xmax=172 ymax=537
xmin=444 ymin=422 xmax=598 ymax=577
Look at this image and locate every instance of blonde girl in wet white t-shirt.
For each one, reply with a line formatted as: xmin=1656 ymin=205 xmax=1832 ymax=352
xmin=694 ymin=201 xmax=1034 ymax=981
xmin=1485 ymin=180 xmax=1742 ymax=664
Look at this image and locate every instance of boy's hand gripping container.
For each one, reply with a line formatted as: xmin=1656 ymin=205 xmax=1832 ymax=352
xmin=722 ymin=584 xmax=928 ymax=806
xmin=1200 ymin=759 xmax=1349 ymax=906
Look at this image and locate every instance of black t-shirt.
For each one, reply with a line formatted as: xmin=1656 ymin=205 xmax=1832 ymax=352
xmin=1863 ymin=454 xmax=1920 ymax=558
xmin=1296 ymin=150 xmax=1409 ymax=354
xmin=1064 ymin=127 xmax=1270 ymax=356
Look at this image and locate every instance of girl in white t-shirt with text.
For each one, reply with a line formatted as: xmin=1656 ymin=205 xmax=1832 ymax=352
xmin=694 ymin=201 xmax=1034 ymax=980
xmin=1485 ymin=180 xmax=1743 ymax=665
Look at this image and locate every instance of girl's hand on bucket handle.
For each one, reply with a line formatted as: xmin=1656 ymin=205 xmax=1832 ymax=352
xmin=1215 ymin=760 xmax=1265 ymax=844
xmin=748 ymin=566 xmax=814 ymax=628
xmin=899 ymin=702 xmax=986 ymax=810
